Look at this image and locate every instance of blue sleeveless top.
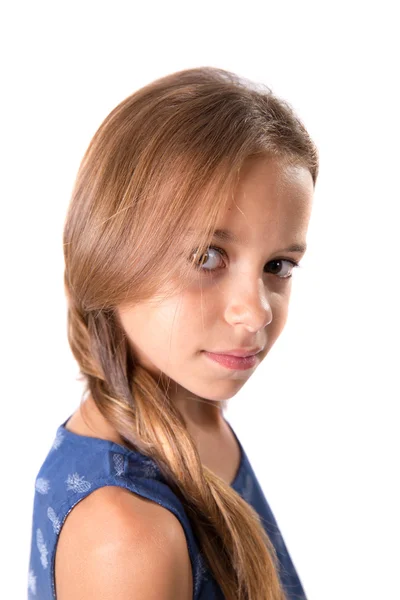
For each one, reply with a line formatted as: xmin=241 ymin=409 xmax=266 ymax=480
xmin=27 ymin=416 xmax=307 ymax=599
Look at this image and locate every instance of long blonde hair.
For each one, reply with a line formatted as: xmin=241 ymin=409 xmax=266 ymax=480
xmin=63 ymin=66 xmax=319 ymax=599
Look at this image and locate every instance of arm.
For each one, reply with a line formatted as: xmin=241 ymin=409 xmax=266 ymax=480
xmin=55 ymin=485 xmax=193 ymax=599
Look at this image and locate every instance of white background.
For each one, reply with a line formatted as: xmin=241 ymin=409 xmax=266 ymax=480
xmin=1 ymin=1 xmax=399 ymax=598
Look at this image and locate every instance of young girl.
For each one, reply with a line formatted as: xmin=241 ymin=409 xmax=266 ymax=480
xmin=28 ymin=66 xmax=318 ymax=600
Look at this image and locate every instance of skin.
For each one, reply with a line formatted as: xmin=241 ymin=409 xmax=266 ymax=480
xmin=116 ymin=155 xmax=314 ymax=434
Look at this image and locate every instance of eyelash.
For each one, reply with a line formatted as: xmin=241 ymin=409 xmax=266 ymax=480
xmin=190 ymin=245 xmax=300 ymax=279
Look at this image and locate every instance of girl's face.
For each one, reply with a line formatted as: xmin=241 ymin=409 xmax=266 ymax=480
xmin=116 ymin=156 xmax=314 ymax=424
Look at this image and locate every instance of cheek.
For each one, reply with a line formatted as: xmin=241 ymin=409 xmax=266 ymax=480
xmin=177 ymin=288 xmax=218 ymax=322
xmin=148 ymin=301 xmax=202 ymax=358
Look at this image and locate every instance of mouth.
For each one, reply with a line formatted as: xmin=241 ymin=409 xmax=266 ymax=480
xmin=202 ymin=351 xmax=260 ymax=371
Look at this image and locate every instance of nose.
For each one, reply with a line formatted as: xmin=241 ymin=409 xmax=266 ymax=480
xmin=224 ymin=278 xmax=273 ymax=331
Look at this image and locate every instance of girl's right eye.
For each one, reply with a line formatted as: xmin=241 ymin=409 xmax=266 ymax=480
xmin=190 ymin=246 xmax=225 ymax=274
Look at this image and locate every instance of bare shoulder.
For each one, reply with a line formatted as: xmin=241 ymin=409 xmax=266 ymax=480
xmin=55 ymin=485 xmax=193 ymax=599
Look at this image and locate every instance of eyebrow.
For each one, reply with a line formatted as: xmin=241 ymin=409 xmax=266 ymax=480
xmin=211 ymin=228 xmax=307 ymax=254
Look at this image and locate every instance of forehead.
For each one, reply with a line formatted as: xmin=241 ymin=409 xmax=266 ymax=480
xmin=234 ymin=156 xmax=313 ymax=202
xmin=221 ymin=157 xmax=313 ymax=232
xmin=208 ymin=228 xmax=307 ymax=254
xmin=181 ymin=157 xmax=313 ymax=254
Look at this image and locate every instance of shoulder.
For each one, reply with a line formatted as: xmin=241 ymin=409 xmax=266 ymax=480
xmin=55 ymin=485 xmax=193 ymax=599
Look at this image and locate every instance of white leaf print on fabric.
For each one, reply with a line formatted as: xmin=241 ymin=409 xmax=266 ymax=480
xmin=66 ymin=472 xmax=92 ymax=493
xmin=141 ymin=458 xmax=158 ymax=478
xmin=35 ymin=477 xmax=50 ymax=494
xmin=50 ymin=429 xmax=64 ymax=451
xmin=36 ymin=528 xmax=48 ymax=569
xmin=27 ymin=568 xmax=37 ymax=596
xmin=113 ymin=453 xmax=124 ymax=476
xmin=47 ymin=506 xmax=61 ymax=534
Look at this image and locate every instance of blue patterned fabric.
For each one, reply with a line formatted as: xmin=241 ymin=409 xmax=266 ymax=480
xmin=27 ymin=416 xmax=307 ymax=599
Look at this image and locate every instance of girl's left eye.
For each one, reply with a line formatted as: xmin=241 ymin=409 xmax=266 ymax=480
xmin=190 ymin=246 xmax=300 ymax=279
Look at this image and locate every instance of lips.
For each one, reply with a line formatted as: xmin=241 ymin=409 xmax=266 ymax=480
xmin=203 ymin=351 xmax=259 ymax=370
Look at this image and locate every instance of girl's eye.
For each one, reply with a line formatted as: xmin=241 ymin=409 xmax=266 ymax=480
xmin=190 ymin=246 xmax=300 ymax=279
xmin=191 ymin=246 xmax=225 ymax=272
